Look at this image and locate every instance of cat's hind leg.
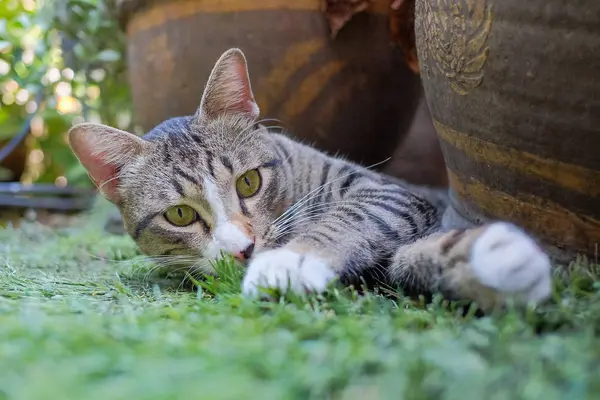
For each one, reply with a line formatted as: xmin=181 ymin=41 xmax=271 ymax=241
xmin=389 ymin=222 xmax=552 ymax=310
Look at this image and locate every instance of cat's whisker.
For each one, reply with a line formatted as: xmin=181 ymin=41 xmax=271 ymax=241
xmin=140 ymin=264 xmax=167 ymax=284
xmin=233 ymin=130 xmax=262 ymax=155
xmin=166 ymin=264 xmax=197 ymax=290
xmin=150 ymin=260 xmax=193 ymax=269
xmin=271 ymin=208 xmax=332 ymax=234
xmin=269 ymin=213 xmax=335 ymax=241
xmin=259 ymin=117 xmax=285 ymax=125
xmin=272 ymin=203 xmax=330 ymax=226
xmin=231 ymin=118 xmax=283 ymax=154
xmin=139 ymin=255 xmax=201 ymax=283
xmin=271 ymin=199 xmax=360 ymax=232
xmin=86 ymin=253 xmax=148 ymax=265
xmin=231 ymin=128 xmax=261 ymax=158
xmin=233 ymin=123 xmax=286 ymax=157
xmin=268 ymin=195 xmax=396 ymax=243
xmin=82 ymin=253 xmax=171 ymax=285
xmin=177 ymin=259 xmax=213 ymax=290
xmin=271 ymin=157 xmax=390 ymax=225
xmin=272 ymin=199 xmax=351 ymax=224
xmin=268 ymin=203 xmax=354 ymax=240
xmin=273 ymin=139 xmax=296 ymax=167
xmin=150 ymin=255 xmax=199 ymax=262
xmin=177 ymin=268 xmax=195 ymax=290
xmin=264 ymin=126 xmax=286 ymax=133
xmin=269 ymin=220 xmax=321 ymax=241
xmin=268 ymin=227 xmax=303 ymax=243
xmin=153 ymin=259 xmax=199 ymax=270
xmin=152 ymin=263 xmax=196 ymax=287
xmin=230 ymin=122 xmax=260 ymax=153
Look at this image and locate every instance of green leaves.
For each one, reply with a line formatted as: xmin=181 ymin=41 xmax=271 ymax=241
xmin=0 ymin=41 xmax=11 ymax=52
xmin=0 ymin=0 xmax=129 ymax=186
xmin=95 ymin=49 xmax=120 ymax=62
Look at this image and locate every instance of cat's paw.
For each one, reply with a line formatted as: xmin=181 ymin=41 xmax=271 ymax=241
xmin=470 ymin=222 xmax=552 ymax=303
xmin=242 ymin=248 xmax=336 ymax=297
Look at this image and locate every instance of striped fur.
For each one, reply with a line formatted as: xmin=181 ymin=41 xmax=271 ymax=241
xmin=68 ymin=49 xmax=552 ymax=310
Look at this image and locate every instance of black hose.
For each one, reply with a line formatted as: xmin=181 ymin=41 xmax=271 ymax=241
xmin=0 ymin=90 xmax=44 ymax=164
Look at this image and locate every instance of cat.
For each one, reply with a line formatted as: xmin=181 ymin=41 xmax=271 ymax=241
xmin=68 ymin=48 xmax=552 ymax=311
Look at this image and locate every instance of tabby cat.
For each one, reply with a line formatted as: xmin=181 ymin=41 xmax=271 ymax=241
xmin=68 ymin=48 xmax=552 ymax=310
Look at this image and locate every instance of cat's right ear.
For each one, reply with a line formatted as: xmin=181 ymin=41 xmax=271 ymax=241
xmin=197 ymin=48 xmax=260 ymax=122
xmin=68 ymin=123 xmax=144 ymax=204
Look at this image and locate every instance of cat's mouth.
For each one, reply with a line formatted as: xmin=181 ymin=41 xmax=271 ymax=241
xmin=227 ymin=239 xmax=278 ymax=266
xmin=241 ymin=242 xmax=255 ymax=260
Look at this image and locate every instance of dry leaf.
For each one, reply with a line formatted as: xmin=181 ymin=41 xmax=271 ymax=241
xmin=323 ymin=0 xmax=372 ymax=38
xmin=390 ymin=0 xmax=419 ymax=74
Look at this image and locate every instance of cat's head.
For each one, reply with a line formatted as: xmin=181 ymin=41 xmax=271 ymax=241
xmin=69 ymin=49 xmax=287 ymax=273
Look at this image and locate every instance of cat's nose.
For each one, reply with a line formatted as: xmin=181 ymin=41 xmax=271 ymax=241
xmin=234 ymin=243 xmax=255 ymax=261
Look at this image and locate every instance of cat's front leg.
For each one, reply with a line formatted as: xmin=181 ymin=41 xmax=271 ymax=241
xmin=242 ymin=246 xmax=337 ymax=297
xmin=390 ymin=222 xmax=553 ymax=310
xmin=241 ymin=188 xmax=421 ymax=297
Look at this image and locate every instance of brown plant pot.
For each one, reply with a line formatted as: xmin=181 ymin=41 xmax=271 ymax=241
xmin=415 ymin=0 xmax=600 ymax=261
xmin=117 ymin=0 xmax=423 ymax=169
xmin=0 ymin=138 xmax=27 ymax=182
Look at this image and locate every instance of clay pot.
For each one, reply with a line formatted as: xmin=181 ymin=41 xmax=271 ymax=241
xmin=116 ymin=0 xmax=423 ymax=169
xmin=414 ymin=0 xmax=600 ymax=261
xmin=0 ymin=138 xmax=27 ymax=182
xmin=382 ymin=97 xmax=448 ymax=187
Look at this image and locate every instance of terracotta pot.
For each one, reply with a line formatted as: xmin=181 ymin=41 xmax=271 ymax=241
xmin=382 ymin=97 xmax=448 ymax=187
xmin=117 ymin=0 xmax=423 ymax=169
xmin=0 ymin=138 xmax=27 ymax=182
xmin=415 ymin=0 xmax=600 ymax=261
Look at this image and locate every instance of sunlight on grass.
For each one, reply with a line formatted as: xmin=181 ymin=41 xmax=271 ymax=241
xmin=1 ymin=200 xmax=600 ymax=399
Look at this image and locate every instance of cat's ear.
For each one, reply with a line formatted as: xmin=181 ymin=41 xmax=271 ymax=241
xmin=197 ymin=48 xmax=260 ymax=121
xmin=68 ymin=122 xmax=144 ymax=204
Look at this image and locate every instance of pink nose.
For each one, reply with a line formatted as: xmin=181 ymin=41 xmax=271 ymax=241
xmin=233 ymin=243 xmax=255 ymax=261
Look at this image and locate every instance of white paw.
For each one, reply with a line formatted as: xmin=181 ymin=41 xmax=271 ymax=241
xmin=242 ymin=248 xmax=336 ymax=297
xmin=470 ymin=222 xmax=552 ymax=303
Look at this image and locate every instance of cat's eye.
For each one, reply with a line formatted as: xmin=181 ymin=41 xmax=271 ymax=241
xmin=236 ymin=169 xmax=261 ymax=198
xmin=164 ymin=205 xmax=198 ymax=227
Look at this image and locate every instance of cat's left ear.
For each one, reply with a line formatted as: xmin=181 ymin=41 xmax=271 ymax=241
xmin=68 ymin=123 xmax=144 ymax=204
xmin=197 ymin=48 xmax=260 ymax=121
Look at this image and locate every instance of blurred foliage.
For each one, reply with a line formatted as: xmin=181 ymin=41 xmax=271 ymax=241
xmin=0 ymin=0 xmax=131 ymax=187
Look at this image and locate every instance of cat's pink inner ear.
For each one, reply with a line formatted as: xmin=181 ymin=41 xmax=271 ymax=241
xmin=199 ymin=48 xmax=260 ymax=120
xmin=79 ymin=150 xmax=121 ymax=203
xmin=68 ymin=123 xmax=142 ymax=204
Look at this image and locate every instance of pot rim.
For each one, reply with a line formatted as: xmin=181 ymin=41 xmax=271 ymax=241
xmin=115 ymin=0 xmax=394 ymax=31
xmin=115 ymin=0 xmax=166 ymax=30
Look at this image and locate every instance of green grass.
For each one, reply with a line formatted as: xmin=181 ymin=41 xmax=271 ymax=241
xmin=1 ymin=200 xmax=600 ymax=400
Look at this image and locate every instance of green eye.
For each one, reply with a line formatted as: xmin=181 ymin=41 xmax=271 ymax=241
xmin=164 ymin=205 xmax=198 ymax=227
xmin=236 ymin=169 xmax=261 ymax=198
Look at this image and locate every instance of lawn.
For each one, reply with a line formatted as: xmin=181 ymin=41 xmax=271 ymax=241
xmin=1 ymin=199 xmax=600 ymax=400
